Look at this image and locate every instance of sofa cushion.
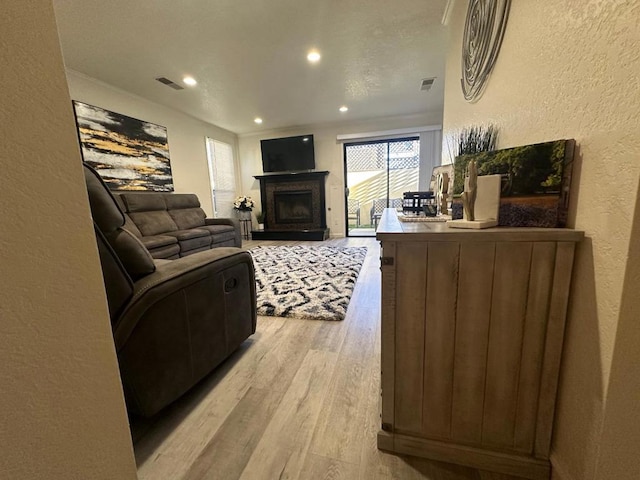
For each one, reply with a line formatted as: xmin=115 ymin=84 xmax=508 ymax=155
xmin=121 ymin=193 xmax=167 ymax=212
xmin=113 ymin=194 xmax=126 ymax=211
xmin=169 ymin=208 xmax=206 ymax=230
xmin=164 ymin=228 xmax=210 ymax=241
xmin=210 ymin=233 xmax=237 ymax=245
xmin=210 ymin=239 xmax=237 ymax=248
xmin=162 ymin=229 xmax=211 ymax=255
xmin=93 ymin=224 xmax=133 ymax=322
xmin=178 ymin=238 xmax=212 ymax=255
xmin=200 ymin=225 xmax=237 ymax=244
xmin=179 ymin=245 xmax=211 ymax=257
xmin=129 ymin=211 xmax=179 ymax=236
xmin=153 ymin=259 xmax=173 ymax=267
xmin=147 ymin=243 xmax=180 ymax=260
xmin=200 ymin=224 xmax=235 ymax=235
xmin=110 ymin=228 xmax=156 ymax=280
xmin=164 ymin=193 xmax=201 ymax=210
xmin=124 ymin=215 xmax=143 ymax=237
xmin=141 ymin=235 xmax=179 ymax=250
xmin=114 ymin=195 xmax=143 ymax=237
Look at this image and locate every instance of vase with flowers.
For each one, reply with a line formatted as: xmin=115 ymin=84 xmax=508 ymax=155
xmin=233 ymin=195 xmax=254 ymax=220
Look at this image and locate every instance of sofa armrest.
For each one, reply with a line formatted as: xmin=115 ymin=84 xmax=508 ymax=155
xmin=205 ymin=217 xmax=241 ymax=247
xmin=113 ymin=247 xmax=256 ymax=349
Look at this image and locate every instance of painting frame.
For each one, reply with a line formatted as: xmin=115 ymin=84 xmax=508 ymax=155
xmin=452 ymin=139 xmax=575 ymax=227
xmin=72 ymin=101 xmax=174 ymax=192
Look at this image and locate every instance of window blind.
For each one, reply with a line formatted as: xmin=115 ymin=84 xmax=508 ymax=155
xmin=205 ymin=138 xmax=237 ymax=218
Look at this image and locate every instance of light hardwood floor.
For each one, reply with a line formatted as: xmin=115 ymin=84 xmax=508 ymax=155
xmin=132 ymin=237 xmax=524 ymax=480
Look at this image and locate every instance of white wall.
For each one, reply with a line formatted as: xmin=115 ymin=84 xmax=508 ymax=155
xmin=66 ymin=70 xmax=239 ymax=217
xmin=0 ymin=1 xmax=137 ymax=478
xmin=238 ymin=113 xmax=442 ymax=236
xmin=443 ymin=2 xmax=640 ymax=479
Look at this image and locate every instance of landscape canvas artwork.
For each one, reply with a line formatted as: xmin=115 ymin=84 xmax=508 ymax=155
xmin=452 ymin=139 xmax=575 ymax=227
xmin=73 ymin=101 xmax=174 ymax=191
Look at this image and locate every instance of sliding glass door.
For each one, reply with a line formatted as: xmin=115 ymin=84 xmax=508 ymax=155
xmin=344 ymin=137 xmax=420 ymax=237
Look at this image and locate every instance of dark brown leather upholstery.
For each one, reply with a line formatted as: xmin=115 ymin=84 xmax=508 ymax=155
xmin=83 ymin=163 xmax=257 ymax=417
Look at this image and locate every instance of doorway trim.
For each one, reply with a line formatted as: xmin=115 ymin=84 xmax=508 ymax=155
xmin=343 ymin=136 xmax=420 ymax=237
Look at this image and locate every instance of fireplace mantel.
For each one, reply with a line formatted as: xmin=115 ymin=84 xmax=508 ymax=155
xmin=253 ymin=171 xmax=329 ymax=181
xmin=252 ymin=171 xmax=330 ymax=241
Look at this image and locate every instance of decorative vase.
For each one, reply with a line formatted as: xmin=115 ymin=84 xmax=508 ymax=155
xmin=258 ymin=223 xmax=264 ymax=230
xmin=237 ymin=210 xmax=251 ymax=220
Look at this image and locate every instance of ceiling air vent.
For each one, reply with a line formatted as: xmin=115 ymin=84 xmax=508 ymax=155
xmin=420 ymin=77 xmax=436 ymax=91
xmin=155 ymin=77 xmax=184 ymax=90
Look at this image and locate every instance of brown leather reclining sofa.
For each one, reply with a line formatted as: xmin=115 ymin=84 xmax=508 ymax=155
xmin=114 ymin=192 xmax=241 ymax=259
xmin=84 ymin=163 xmax=256 ymax=417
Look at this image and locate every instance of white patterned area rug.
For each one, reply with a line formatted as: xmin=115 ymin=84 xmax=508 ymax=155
xmin=249 ymin=245 xmax=368 ymax=321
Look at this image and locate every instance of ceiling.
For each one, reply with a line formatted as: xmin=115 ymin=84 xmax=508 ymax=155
xmin=53 ymin=0 xmax=450 ymax=135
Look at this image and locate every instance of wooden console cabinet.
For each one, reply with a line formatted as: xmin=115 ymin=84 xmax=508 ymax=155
xmin=376 ymin=209 xmax=583 ymax=480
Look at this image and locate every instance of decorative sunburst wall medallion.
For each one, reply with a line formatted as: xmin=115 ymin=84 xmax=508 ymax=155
xmin=461 ymin=0 xmax=511 ymax=102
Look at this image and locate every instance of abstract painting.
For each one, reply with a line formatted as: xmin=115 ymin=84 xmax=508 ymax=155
xmin=452 ymin=139 xmax=575 ymax=227
xmin=72 ymin=101 xmax=173 ymax=191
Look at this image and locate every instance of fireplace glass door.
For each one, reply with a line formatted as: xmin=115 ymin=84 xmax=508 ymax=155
xmin=274 ymin=191 xmax=314 ymax=224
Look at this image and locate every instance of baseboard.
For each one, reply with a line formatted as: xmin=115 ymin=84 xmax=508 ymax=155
xmin=550 ymin=453 xmax=577 ymax=480
xmin=379 ymin=432 xmax=550 ymax=480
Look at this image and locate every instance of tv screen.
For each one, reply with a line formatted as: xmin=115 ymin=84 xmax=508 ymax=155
xmin=261 ymin=134 xmax=315 ymax=173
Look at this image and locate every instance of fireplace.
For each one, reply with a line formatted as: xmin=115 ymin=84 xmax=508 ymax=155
xmin=274 ymin=191 xmax=313 ymax=224
xmin=252 ymin=171 xmax=330 ymax=240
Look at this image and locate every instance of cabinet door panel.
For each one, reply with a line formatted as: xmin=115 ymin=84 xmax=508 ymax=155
xmin=482 ymin=242 xmax=532 ymax=448
xmin=514 ymin=242 xmax=557 ymax=453
xmin=451 ymin=242 xmax=496 ymax=444
xmin=394 ymin=242 xmax=428 ymax=433
xmin=423 ymin=241 xmax=459 ymax=439
xmin=535 ymin=242 xmax=576 ymax=457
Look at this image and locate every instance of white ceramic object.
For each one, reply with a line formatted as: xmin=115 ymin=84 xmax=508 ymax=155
xmin=448 ymin=174 xmax=501 ymax=229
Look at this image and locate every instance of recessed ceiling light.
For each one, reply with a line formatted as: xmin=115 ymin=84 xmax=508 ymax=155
xmin=339 ymin=105 xmax=349 ymax=113
xmin=254 ymin=117 xmax=263 ymax=124
xmin=183 ymin=76 xmax=197 ymax=86
xmin=307 ymin=50 xmax=321 ymax=63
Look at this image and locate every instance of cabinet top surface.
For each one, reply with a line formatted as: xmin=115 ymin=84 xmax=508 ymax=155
xmin=376 ymin=209 xmax=584 ymax=242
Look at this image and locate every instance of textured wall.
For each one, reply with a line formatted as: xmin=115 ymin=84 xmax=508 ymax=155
xmin=238 ymin=113 xmax=442 ymax=237
xmin=0 ymin=1 xmax=137 ymax=478
xmin=66 ymin=71 xmax=239 ymax=217
xmin=594 ymin=182 xmax=640 ymax=479
xmin=443 ymin=1 xmax=640 ymax=479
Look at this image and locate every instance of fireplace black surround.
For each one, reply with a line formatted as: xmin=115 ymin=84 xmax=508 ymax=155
xmin=251 ymin=171 xmax=330 ymax=241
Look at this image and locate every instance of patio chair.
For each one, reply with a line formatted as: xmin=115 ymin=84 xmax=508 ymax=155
xmin=347 ymin=198 xmax=361 ymax=227
xmin=370 ymin=198 xmax=402 ymax=228
xmin=390 ymin=198 xmax=403 ymax=210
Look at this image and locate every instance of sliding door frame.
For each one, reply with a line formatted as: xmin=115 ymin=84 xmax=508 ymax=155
xmin=343 ymin=136 xmax=419 ymax=237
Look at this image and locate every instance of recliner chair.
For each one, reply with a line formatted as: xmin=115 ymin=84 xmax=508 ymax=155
xmin=84 ymin=163 xmax=256 ymax=417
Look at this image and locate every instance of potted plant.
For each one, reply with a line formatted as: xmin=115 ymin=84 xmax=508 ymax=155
xmin=255 ymin=210 xmax=265 ymax=230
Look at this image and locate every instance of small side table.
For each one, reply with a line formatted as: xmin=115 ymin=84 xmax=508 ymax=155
xmin=239 ymin=219 xmax=252 ymax=240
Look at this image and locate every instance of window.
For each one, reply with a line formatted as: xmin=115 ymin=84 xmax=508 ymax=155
xmin=205 ymin=138 xmax=237 ymax=218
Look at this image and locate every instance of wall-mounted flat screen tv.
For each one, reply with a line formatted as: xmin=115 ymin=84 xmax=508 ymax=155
xmin=261 ymin=134 xmax=315 ymax=173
